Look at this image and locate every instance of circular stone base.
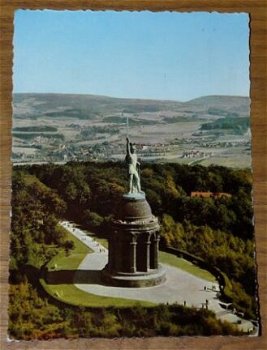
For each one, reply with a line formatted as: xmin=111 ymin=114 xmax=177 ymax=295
xmin=123 ymin=192 xmax=146 ymax=200
xmin=102 ymin=265 xmax=166 ymax=288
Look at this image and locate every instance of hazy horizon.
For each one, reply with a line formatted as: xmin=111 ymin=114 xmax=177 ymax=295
xmin=13 ymin=91 xmax=250 ymax=103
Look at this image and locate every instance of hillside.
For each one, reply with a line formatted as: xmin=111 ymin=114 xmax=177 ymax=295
xmin=184 ymin=95 xmax=250 ymax=114
xmin=13 ymin=93 xmax=250 ymax=119
xmin=12 ymin=93 xmax=251 ymax=168
xmin=13 ymin=93 xmax=183 ymax=119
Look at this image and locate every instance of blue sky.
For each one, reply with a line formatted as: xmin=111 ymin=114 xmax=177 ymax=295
xmin=13 ymin=10 xmax=250 ymax=101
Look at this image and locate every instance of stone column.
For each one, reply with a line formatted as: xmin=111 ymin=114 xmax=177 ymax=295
xmin=150 ymin=232 xmax=160 ymax=269
xmin=129 ymin=234 xmax=137 ymax=273
xmin=145 ymin=234 xmax=151 ymax=271
xmin=154 ymin=234 xmax=160 ymax=269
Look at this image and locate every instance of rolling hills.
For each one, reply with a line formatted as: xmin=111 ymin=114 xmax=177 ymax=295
xmin=13 ymin=93 xmax=250 ymax=119
xmin=12 ymin=93 xmax=251 ymax=168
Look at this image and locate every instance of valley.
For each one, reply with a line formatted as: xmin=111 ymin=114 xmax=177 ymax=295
xmin=12 ymin=93 xmax=251 ymax=168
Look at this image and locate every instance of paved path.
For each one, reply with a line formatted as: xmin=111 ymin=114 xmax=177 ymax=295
xmin=60 ymin=221 xmax=108 ymax=254
xmin=59 ymin=221 xmax=256 ymax=334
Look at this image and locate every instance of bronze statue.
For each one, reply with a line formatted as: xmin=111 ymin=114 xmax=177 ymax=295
xmin=125 ymin=137 xmax=142 ymax=193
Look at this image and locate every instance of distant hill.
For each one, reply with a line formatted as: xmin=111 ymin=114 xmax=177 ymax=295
xmin=13 ymin=93 xmax=250 ymax=119
xmin=184 ymin=95 xmax=250 ymax=114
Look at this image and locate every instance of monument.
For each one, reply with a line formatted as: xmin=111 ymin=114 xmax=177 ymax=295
xmin=102 ymin=137 xmax=166 ymax=287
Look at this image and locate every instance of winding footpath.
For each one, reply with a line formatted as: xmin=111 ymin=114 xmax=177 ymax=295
xmin=59 ymin=221 xmax=257 ymax=334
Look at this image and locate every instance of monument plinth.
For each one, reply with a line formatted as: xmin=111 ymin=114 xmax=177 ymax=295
xmin=102 ymin=138 xmax=166 ymax=287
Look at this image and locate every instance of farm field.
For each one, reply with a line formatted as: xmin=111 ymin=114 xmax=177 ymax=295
xmin=12 ymin=93 xmax=251 ymax=168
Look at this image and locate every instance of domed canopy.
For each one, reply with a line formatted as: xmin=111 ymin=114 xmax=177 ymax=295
xmin=115 ymin=195 xmax=152 ymax=222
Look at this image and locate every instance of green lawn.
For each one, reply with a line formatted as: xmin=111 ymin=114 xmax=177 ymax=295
xmin=94 ymin=237 xmax=109 ymax=249
xmin=159 ymin=251 xmax=216 ymax=282
xmin=47 ymin=226 xmax=93 ymax=271
xmin=43 ymin=228 xmax=153 ymax=307
xmin=41 ymin=279 xmax=154 ymax=307
xmin=42 ymin=227 xmax=215 ymax=307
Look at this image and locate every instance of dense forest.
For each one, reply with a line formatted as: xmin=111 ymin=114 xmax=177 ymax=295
xmin=200 ymin=116 xmax=249 ymax=135
xmin=9 ymin=161 xmax=258 ymax=339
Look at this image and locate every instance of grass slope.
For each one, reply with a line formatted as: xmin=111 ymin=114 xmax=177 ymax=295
xmin=43 ymin=228 xmax=153 ymax=307
xmin=42 ymin=229 xmax=216 ymax=307
xmin=41 ymin=281 xmax=154 ymax=308
xmin=47 ymin=226 xmax=92 ymax=270
xmin=159 ymin=252 xmax=216 ymax=282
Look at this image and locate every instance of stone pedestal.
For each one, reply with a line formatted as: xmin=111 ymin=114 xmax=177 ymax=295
xmin=102 ymin=193 xmax=166 ymax=287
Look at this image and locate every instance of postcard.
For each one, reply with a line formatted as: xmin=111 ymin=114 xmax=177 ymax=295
xmin=9 ymin=10 xmax=259 ymax=340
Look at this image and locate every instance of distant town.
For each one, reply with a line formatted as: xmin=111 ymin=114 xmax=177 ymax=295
xmin=12 ymin=93 xmax=251 ymax=168
xmin=12 ymin=131 xmax=251 ymax=166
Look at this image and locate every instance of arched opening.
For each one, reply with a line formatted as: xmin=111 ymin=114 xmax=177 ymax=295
xmin=136 ymin=234 xmax=148 ymax=272
xmin=150 ymin=232 xmax=159 ymax=270
xmin=150 ymin=233 xmax=156 ymax=269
